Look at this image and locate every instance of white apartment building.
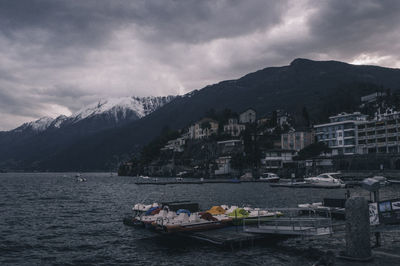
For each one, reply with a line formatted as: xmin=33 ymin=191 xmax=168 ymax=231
xmin=314 ymin=112 xmax=368 ymax=155
xmin=357 ymin=109 xmax=400 ymax=154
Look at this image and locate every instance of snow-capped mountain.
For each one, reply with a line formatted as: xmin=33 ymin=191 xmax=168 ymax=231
xmin=11 ymin=96 xmax=175 ymax=133
xmin=14 ymin=116 xmax=54 ymax=132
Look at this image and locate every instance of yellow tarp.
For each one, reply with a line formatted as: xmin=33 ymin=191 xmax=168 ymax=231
xmin=206 ymin=206 xmax=226 ymax=215
xmin=228 ymin=208 xmax=249 ymax=218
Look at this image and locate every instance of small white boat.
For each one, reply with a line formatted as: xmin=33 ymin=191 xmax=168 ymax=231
xmin=140 ymin=175 xmax=150 ymax=179
xmin=371 ymin=176 xmax=389 ymax=186
xmin=259 ymin=172 xmax=280 ymax=182
xmin=304 ymin=172 xmax=344 ymax=187
xmin=76 ymin=176 xmax=86 ymax=182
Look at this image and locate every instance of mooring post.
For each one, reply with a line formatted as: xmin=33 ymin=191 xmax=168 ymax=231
xmin=343 ymin=196 xmax=372 ymax=261
xmin=373 ymin=190 xmax=381 ymax=247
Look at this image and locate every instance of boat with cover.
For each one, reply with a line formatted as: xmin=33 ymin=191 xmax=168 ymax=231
xmin=228 ymin=207 xmax=283 ymax=225
xmin=124 ymin=200 xmax=199 ymax=227
xmin=154 ymin=210 xmax=232 ymax=233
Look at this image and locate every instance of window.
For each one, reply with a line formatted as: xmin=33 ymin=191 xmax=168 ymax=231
xmin=378 ymin=147 xmax=387 ymax=153
xmin=377 ymin=138 xmax=386 ymax=143
xmin=377 ymin=129 xmax=386 ymax=135
xmin=344 ymin=139 xmax=354 ymax=145
xmin=344 ymin=131 xmax=355 ymax=137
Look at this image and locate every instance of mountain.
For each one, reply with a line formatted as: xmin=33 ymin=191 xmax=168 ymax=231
xmin=0 ymin=96 xmax=174 ymax=170
xmin=12 ymin=96 xmax=174 ymax=133
xmin=2 ymin=58 xmax=400 ymax=171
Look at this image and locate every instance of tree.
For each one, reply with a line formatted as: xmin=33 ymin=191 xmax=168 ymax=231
xmin=200 ymin=121 xmax=211 ymax=130
xmin=302 ymin=106 xmax=310 ymax=127
xmin=296 ymin=142 xmax=330 ymax=160
xmin=271 ymin=110 xmax=277 ymax=127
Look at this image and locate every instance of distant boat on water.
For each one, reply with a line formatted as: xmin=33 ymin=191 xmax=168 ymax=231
xmin=75 ymin=173 xmax=86 ymax=182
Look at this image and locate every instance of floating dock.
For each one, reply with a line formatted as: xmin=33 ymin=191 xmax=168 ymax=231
xmin=134 ymin=179 xmax=276 ymax=185
xmin=178 ymin=226 xmax=264 ymax=248
xmin=243 ymin=217 xmax=333 ymax=237
xmin=270 ymin=182 xmax=345 ymax=189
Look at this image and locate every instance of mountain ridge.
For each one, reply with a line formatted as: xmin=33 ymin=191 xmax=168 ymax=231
xmin=9 ymin=96 xmax=175 ymax=134
xmin=2 ymin=58 xmax=400 ymax=171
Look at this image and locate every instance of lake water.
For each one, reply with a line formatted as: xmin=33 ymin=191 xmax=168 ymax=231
xmin=1 ymin=173 xmax=400 ymax=265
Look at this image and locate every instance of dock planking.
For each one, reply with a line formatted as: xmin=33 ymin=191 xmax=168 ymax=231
xmin=179 ymin=226 xmax=263 ymax=247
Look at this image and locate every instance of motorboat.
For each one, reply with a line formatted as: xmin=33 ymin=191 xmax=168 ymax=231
xmin=371 ymin=176 xmax=390 ymax=186
xmin=304 ymin=172 xmax=345 ymax=187
xmin=259 ymin=172 xmax=280 ymax=182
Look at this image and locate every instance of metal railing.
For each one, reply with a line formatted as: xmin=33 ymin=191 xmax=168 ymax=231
xmin=242 ymin=207 xmax=334 ymax=237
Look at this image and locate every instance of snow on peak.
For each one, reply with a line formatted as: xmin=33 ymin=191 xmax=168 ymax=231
xmin=71 ymin=97 xmax=145 ymax=121
xmin=17 ymin=116 xmax=55 ymax=132
xmin=11 ymin=95 xmax=175 ymax=132
xmin=70 ymin=96 xmax=174 ymax=123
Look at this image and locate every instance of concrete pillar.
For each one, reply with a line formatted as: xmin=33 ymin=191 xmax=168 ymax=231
xmin=345 ymin=196 xmax=371 ymax=259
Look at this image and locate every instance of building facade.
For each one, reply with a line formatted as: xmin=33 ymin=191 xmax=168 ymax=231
xmin=314 ymin=112 xmax=368 ymax=155
xmin=239 ymin=108 xmax=256 ymax=124
xmin=260 ymin=150 xmax=296 ymax=169
xmin=361 ymin=92 xmax=386 ymax=103
xmin=188 ymin=118 xmax=219 ymax=139
xmin=214 ymin=156 xmax=233 ymax=175
xmin=223 ymin=118 xmax=246 ymax=137
xmin=357 ymin=110 xmax=400 ymax=154
xmin=161 ymin=137 xmax=186 ymax=152
xmin=281 ymin=130 xmax=314 ymax=151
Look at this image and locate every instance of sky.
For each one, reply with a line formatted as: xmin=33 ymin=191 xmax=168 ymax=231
xmin=1 ymin=0 xmax=400 ymax=130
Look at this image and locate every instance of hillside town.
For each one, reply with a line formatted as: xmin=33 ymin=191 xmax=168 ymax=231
xmin=119 ymin=91 xmax=400 ymax=179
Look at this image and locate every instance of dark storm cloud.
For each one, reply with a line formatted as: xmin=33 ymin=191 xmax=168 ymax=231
xmin=0 ymin=0 xmax=288 ymax=48
xmin=308 ymin=0 xmax=400 ymax=56
xmin=0 ymin=0 xmax=400 ymax=130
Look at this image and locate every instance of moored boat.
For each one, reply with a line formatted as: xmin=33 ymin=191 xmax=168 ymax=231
xmin=259 ymin=172 xmax=280 ymax=182
xmin=304 ymin=172 xmax=345 ymax=188
xmin=154 ymin=211 xmax=232 ymax=233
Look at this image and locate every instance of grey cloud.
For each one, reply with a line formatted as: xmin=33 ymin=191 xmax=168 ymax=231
xmin=307 ymin=0 xmax=400 ymax=58
xmin=1 ymin=0 xmax=400 ymax=130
